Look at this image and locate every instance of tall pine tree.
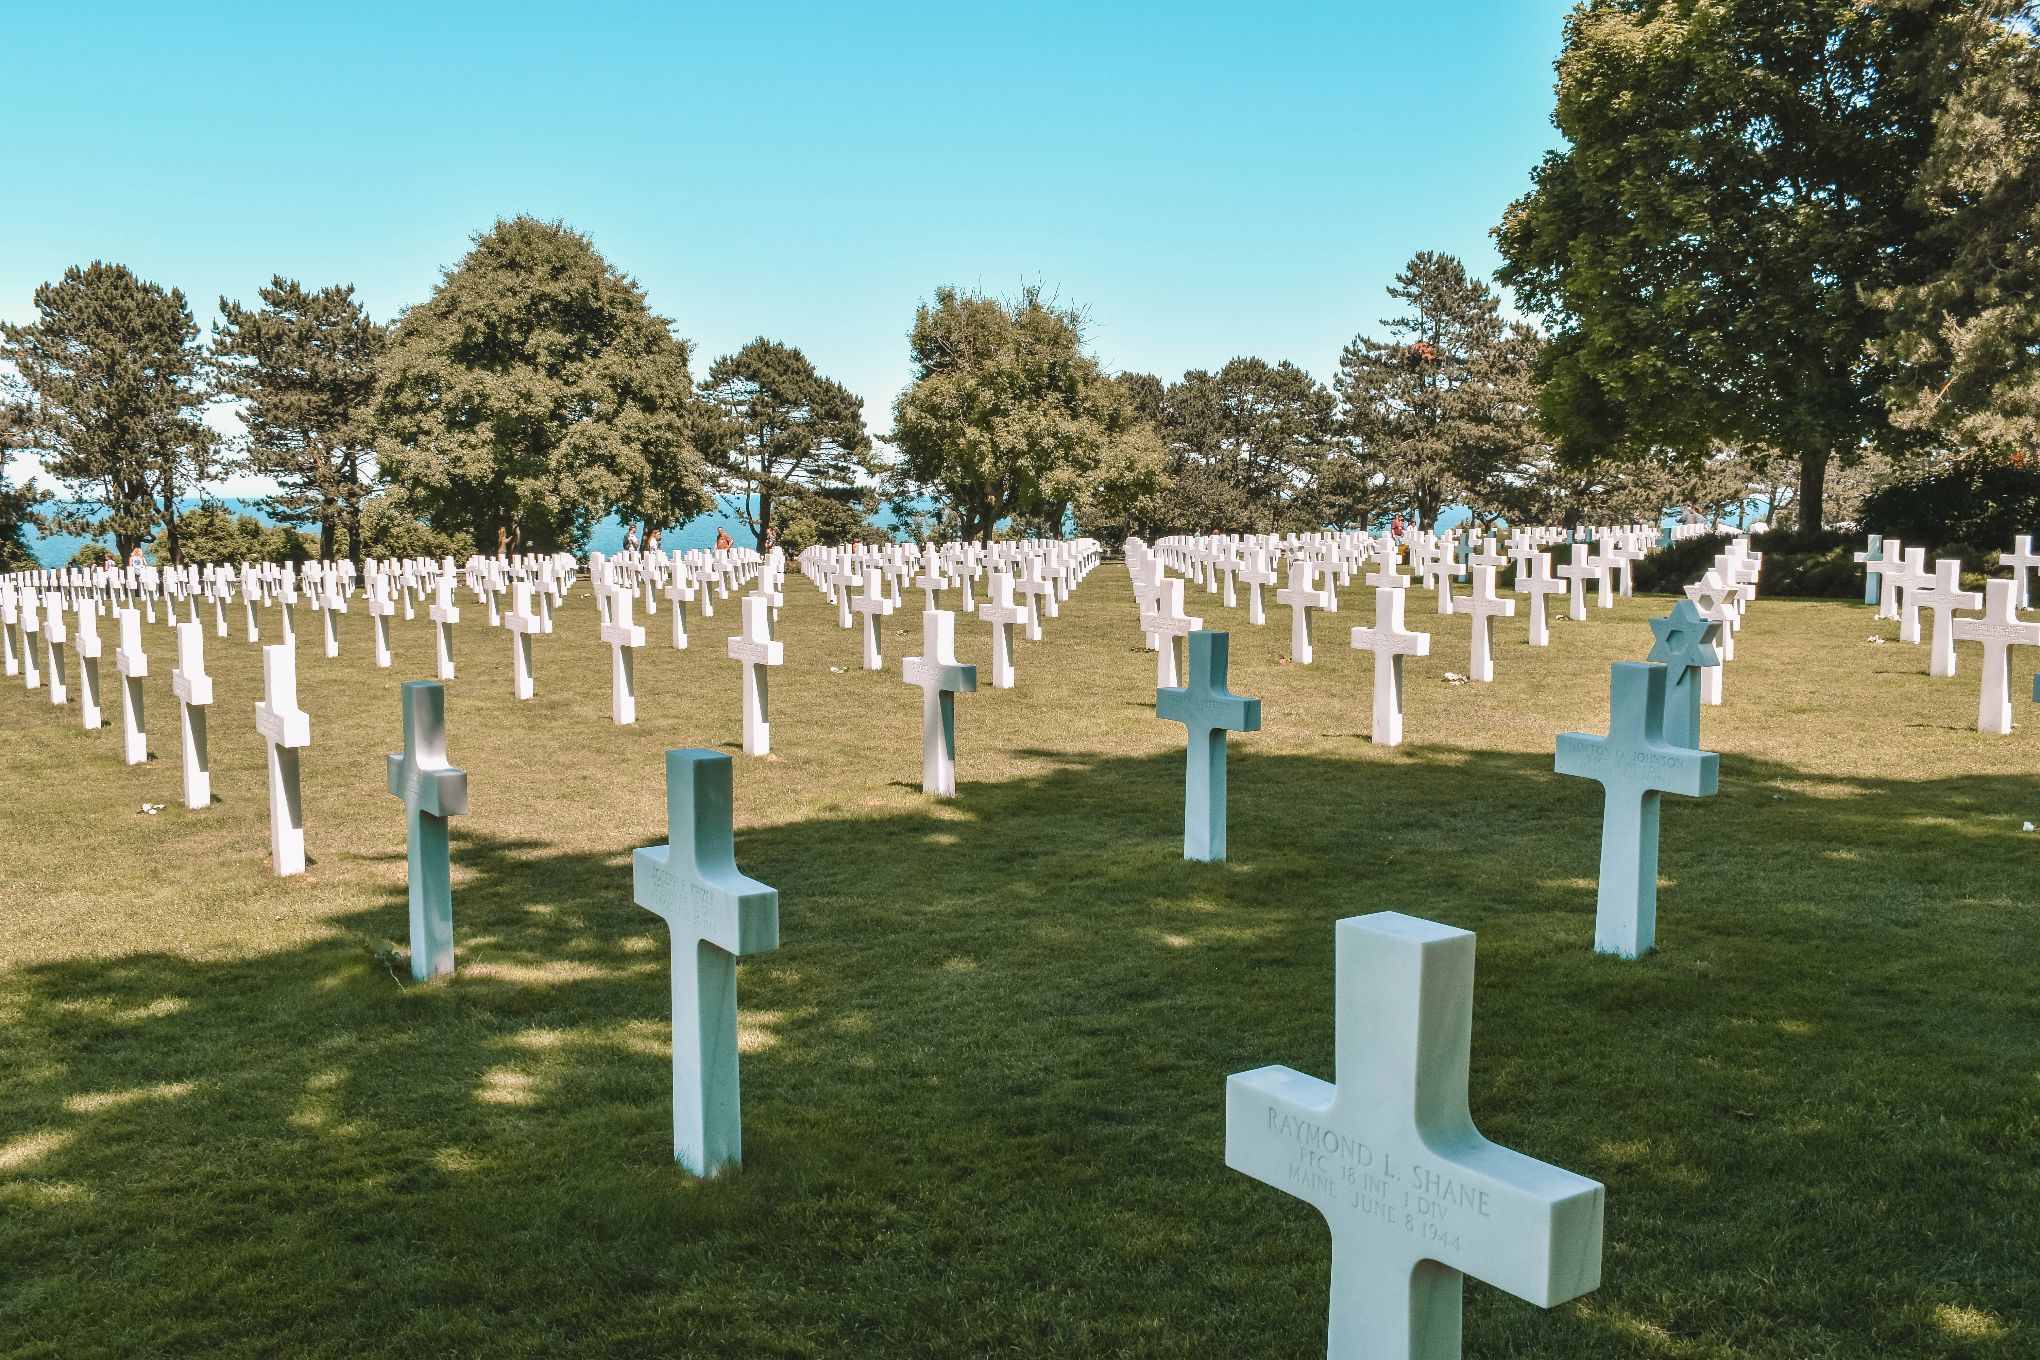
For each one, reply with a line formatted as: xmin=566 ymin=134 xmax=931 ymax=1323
xmin=212 ymin=279 xmax=387 ymax=564
xmin=697 ymin=339 xmax=874 ymax=548
xmin=1336 ymin=253 xmax=1538 ymax=530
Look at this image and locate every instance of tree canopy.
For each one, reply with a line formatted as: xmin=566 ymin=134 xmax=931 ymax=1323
xmin=1872 ymin=8 xmax=2040 ymax=454
xmin=1337 ymin=252 xmax=1540 ymax=531
xmin=370 ymin=216 xmax=705 ymax=555
xmin=1495 ymin=0 xmax=2000 ymax=530
xmin=1 ymin=261 xmax=214 ymax=560
xmin=698 ymin=338 xmax=874 ymax=548
xmin=889 ymin=287 xmax=1161 ymax=542
xmin=212 ymin=278 xmax=387 ymax=563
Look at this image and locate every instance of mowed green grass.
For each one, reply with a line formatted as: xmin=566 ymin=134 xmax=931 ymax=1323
xmin=2 ymin=562 xmax=2036 ymax=1359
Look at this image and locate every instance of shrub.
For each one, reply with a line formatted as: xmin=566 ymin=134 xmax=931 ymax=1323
xmin=1860 ymin=456 xmax=2040 ymax=562
xmin=1634 ymin=527 xmax=1860 ymax=599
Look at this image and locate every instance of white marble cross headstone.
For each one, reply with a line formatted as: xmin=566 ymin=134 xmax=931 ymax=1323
xmin=1141 ymin=577 xmax=1204 ymax=689
xmin=852 ymin=566 xmax=895 ymax=670
xmin=428 ymin=567 xmax=460 ymax=681
xmin=1227 ymin=912 xmax=1603 ymax=1360
xmin=171 ymin=621 xmax=214 ymax=810
xmin=17 ymin=588 xmax=41 ymax=691
xmin=1519 ymin=552 xmax=1566 ymax=647
xmin=1238 ymin=547 xmax=1279 ymax=626
xmin=503 ymin=581 xmax=542 ymax=701
xmin=727 ymin=594 xmax=785 ymax=756
xmin=1463 ymin=566 xmax=1516 ymax=684
xmin=1952 ymin=578 xmax=2040 ymax=735
xmin=1275 ymin=559 xmax=1333 ymax=665
xmin=602 ymin=580 xmax=648 ymax=725
xmin=72 ymin=599 xmax=105 ymax=730
xmin=2003 ymin=534 xmax=2040 ymax=610
xmin=632 ymin=748 xmax=779 ymax=1177
xmin=903 ymin=609 xmax=977 ymax=797
xmin=662 ymin=556 xmax=695 ymax=650
xmin=368 ymin=573 xmax=397 ymax=669
xmin=1916 ymin=559 xmax=1981 ymax=679
xmin=41 ymin=593 xmax=69 ymax=705
xmin=255 ymin=642 xmax=312 ymax=876
xmin=1350 ymin=587 xmax=1431 ymax=747
xmin=976 ymin=569 xmax=1029 ymax=689
xmin=1557 ymin=546 xmax=1595 ymax=623
xmin=114 ymin=608 xmax=149 ymax=765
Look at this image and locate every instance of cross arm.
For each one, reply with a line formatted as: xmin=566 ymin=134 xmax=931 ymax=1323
xmin=388 ymin=755 xmax=470 ymax=817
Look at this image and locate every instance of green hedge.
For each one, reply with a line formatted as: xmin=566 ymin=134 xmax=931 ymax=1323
xmin=1635 ymin=529 xmax=1863 ymax=599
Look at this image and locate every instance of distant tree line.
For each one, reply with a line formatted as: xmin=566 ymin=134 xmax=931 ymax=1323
xmin=2 ymin=5 xmax=2031 ymax=563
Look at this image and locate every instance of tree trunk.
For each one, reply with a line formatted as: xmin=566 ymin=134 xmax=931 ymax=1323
xmin=1798 ymin=446 xmax=1829 ymax=535
xmin=320 ymin=506 xmax=337 ymax=563
xmin=756 ymin=493 xmax=772 ymax=550
xmin=162 ymin=475 xmax=182 ymax=567
xmin=346 ymin=500 xmax=363 ymax=567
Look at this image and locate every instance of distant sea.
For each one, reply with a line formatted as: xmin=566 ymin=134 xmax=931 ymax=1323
xmin=27 ymin=495 xmax=904 ymax=568
xmin=26 ymin=495 xmax=1764 ymax=568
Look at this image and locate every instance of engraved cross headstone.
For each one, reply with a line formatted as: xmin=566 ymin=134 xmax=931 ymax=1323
xmin=428 ymin=566 xmax=460 ymax=681
xmin=1556 ymin=546 xmax=1595 ymax=623
xmin=1951 ymin=577 xmax=2040 ymax=735
xmin=72 ymin=599 xmax=105 ymax=730
xmin=1226 ymin=911 xmax=1604 ymax=1360
xmin=1141 ymin=576 xmax=1204 ymax=689
xmin=976 ymin=569 xmax=1029 ymax=689
xmin=503 ymin=581 xmax=542 ymax=700
xmin=41 ymin=593 xmax=69 ymax=705
xmin=1275 ymin=559 xmax=1333 ymax=664
xmin=114 ymin=608 xmax=149 ymax=765
xmin=852 ymin=566 xmax=895 ymax=669
xmin=1915 ymin=559 xmax=1981 ymax=678
xmin=2004 ymin=534 xmax=2040 ymax=611
xmin=1462 ymin=566 xmax=1516 ymax=684
xmin=602 ymin=580 xmax=647 ymax=725
xmin=1851 ymin=535 xmax=1884 ymax=607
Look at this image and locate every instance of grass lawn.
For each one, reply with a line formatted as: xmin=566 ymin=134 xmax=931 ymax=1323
xmin=2 ymin=562 xmax=2036 ymax=1358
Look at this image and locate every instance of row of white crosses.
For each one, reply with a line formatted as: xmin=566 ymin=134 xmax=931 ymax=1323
xmin=796 ymin=538 xmax=1101 ymax=686
xmin=1858 ymin=533 xmax=2040 ymax=735
xmin=1125 ymin=523 xmax=1668 ymax=749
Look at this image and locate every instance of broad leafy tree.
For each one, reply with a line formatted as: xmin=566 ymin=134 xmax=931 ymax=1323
xmin=1 ymin=262 xmax=215 ymax=561
xmin=1496 ymin=0 xmax=1998 ymax=531
xmin=889 ymin=287 xmax=1156 ymax=541
xmin=698 ymin=338 xmax=874 ymax=548
xmin=371 ymin=217 xmax=705 ymax=554
xmin=1155 ymin=358 xmax=1343 ymax=533
xmin=1337 ymin=253 xmax=1538 ymax=530
xmin=212 ymin=279 xmax=387 ymax=564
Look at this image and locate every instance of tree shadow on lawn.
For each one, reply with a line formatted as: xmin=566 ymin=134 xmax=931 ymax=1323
xmin=3 ymin=743 xmax=2037 ymax=1358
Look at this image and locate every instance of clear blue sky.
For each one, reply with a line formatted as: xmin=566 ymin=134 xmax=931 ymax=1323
xmin=3 ymin=0 xmax=1572 ymax=494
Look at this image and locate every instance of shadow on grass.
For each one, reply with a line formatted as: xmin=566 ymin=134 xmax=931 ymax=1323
xmin=3 ymin=742 xmax=2038 ymax=1358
